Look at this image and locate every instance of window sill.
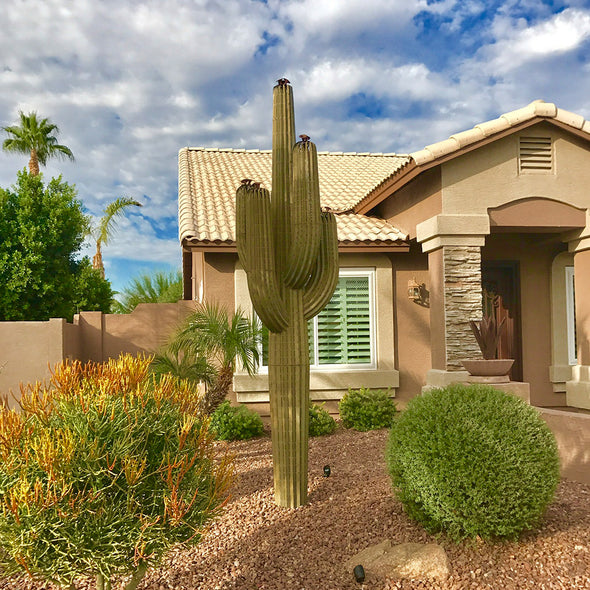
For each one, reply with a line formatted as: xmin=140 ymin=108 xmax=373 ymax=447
xmin=233 ymin=369 xmax=399 ymax=403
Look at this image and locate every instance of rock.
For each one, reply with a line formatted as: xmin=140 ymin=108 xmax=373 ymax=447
xmin=345 ymin=540 xmax=449 ymax=582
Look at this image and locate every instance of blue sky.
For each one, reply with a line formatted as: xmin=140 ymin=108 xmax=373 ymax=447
xmin=2 ymin=0 xmax=590 ymax=296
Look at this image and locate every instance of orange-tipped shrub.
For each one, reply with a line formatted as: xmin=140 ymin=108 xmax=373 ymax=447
xmin=0 ymin=354 xmax=233 ymax=590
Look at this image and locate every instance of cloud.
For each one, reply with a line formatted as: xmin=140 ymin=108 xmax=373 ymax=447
xmin=2 ymin=0 xmax=590 ymax=294
xmin=482 ymin=8 xmax=590 ymax=74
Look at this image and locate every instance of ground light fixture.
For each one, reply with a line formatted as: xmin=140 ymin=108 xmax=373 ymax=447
xmin=353 ymin=564 xmax=365 ymax=583
xmin=323 ymin=465 xmax=331 ymax=477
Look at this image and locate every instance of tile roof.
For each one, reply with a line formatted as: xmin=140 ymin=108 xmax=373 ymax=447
xmin=179 ymin=147 xmax=410 ymax=246
xmin=410 ymin=100 xmax=590 ymax=166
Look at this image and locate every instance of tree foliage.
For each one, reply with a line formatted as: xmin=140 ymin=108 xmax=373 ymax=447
xmin=112 ymin=269 xmax=183 ymax=314
xmin=0 ymin=170 xmax=113 ymax=321
xmin=2 ymin=111 xmax=74 ymax=176
xmin=91 ymin=197 xmax=142 ymax=277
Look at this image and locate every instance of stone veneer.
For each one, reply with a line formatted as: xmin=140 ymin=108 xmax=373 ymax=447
xmin=443 ymin=246 xmax=483 ymax=370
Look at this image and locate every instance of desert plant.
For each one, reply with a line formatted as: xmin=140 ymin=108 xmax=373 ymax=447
xmin=339 ymin=387 xmax=396 ymax=431
xmin=210 ymin=401 xmax=264 ymax=441
xmin=0 ymin=354 xmax=233 ymax=590
xmin=235 ymin=79 xmax=339 ymax=507
xmin=309 ymin=403 xmax=337 ymax=437
xmin=469 ymin=315 xmax=506 ymax=359
xmin=156 ymin=302 xmax=262 ymax=415
xmin=386 ymin=383 xmax=560 ymax=541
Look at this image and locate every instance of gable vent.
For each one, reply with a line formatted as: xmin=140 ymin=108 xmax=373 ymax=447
xmin=519 ymin=136 xmax=552 ymax=173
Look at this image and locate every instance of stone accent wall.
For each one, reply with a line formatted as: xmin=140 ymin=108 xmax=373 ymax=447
xmin=443 ymin=246 xmax=482 ymax=369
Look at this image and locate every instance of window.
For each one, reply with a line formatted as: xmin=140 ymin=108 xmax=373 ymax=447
xmin=260 ymin=268 xmax=376 ymax=370
xmin=565 ymin=266 xmax=577 ymax=365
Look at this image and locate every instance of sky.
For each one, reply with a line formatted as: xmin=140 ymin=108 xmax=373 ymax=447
xmin=2 ymin=0 xmax=590 ymax=296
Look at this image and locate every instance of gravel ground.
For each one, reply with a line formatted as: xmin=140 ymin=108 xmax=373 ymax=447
xmin=2 ymin=426 xmax=589 ymax=590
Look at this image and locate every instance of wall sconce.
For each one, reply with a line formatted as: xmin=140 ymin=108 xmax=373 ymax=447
xmin=408 ymin=278 xmax=421 ymax=301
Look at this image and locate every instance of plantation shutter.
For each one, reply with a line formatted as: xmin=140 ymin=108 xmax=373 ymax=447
xmin=316 ymin=276 xmax=371 ymax=365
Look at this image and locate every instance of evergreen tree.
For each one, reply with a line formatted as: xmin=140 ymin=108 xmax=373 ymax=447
xmin=0 ymin=171 xmax=113 ymax=321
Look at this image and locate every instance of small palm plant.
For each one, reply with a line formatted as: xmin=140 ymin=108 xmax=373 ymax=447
xmin=153 ymin=302 xmax=262 ymax=414
xmin=2 ymin=111 xmax=75 ymax=175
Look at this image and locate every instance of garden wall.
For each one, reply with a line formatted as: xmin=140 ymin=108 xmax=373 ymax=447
xmin=0 ymin=301 xmax=195 ymax=407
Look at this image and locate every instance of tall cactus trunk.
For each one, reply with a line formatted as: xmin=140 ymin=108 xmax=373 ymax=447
xmin=268 ymin=290 xmax=309 ymax=507
xmin=235 ymin=79 xmax=339 ymax=508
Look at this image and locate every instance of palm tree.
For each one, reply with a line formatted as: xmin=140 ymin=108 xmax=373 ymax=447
xmin=2 ymin=111 xmax=74 ymax=175
xmin=112 ymin=270 xmax=183 ymax=313
xmin=154 ymin=302 xmax=262 ymax=414
xmin=92 ymin=197 xmax=142 ymax=277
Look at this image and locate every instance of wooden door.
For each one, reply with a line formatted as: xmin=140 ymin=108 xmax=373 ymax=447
xmin=481 ymin=262 xmax=523 ymax=381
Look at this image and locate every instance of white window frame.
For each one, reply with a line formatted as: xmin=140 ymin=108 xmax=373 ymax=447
xmin=257 ymin=267 xmax=377 ymax=372
xmin=565 ymin=266 xmax=577 ymax=366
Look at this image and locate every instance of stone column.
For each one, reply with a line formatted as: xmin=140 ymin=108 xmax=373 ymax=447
xmin=417 ymin=214 xmax=489 ymax=388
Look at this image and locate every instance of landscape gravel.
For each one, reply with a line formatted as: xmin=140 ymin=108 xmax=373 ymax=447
xmin=1 ymin=426 xmax=589 ymax=589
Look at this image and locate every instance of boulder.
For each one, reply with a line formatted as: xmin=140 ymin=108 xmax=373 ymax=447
xmin=345 ymin=540 xmax=449 ymax=582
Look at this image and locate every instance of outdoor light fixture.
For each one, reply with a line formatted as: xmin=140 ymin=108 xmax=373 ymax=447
xmin=408 ymin=277 xmax=421 ymax=302
xmin=353 ymin=564 xmax=366 ymax=583
xmin=323 ymin=465 xmax=331 ymax=477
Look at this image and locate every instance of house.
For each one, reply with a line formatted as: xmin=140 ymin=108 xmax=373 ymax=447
xmin=178 ymin=100 xmax=590 ymax=413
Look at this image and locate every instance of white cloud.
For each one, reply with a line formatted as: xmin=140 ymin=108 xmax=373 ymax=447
xmin=484 ymin=8 xmax=590 ymax=74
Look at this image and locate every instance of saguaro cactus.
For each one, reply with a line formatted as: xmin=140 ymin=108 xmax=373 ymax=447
xmin=235 ymin=79 xmax=339 ymax=507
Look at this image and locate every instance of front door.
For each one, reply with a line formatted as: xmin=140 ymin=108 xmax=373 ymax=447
xmin=481 ymin=262 xmax=523 ymax=381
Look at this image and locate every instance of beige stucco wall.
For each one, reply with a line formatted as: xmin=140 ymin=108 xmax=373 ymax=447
xmin=441 ymin=122 xmax=590 ymax=213
xmin=389 ymin=246 xmax=430 ymax=406
xmin=378 ymin=168 xmax=442 ymax=239
xmin=0 ymin=302 xmax=196 ymax=407
xmin=0 ymin=318 xmax=67 ymax=406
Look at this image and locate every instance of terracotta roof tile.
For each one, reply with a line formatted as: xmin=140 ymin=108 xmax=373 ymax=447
xmin=179 ymin=147 xmax=409 ymax=245
xmin=410 ymin=100 xmax=590 ymax=166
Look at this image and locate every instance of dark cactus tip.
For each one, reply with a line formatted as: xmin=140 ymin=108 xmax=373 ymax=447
xmin=277 ymin=78 xmax=290 ymax=86
xmin=252 ymin=182 xmax=261 ymax=189
xmin=353 ymin=564 xmax=366 ymax=583
xmin=299 ymin=134 xmax=311 ymax=143
xmin=240 ymin=179 xmax=252 ymax=185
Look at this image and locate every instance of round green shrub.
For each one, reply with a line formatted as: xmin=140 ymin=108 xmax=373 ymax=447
xmin=210 ymin=401 xmax=264 ymax=441
xmin=386 ymin=384 xmax=560 ymax=541
xmin=309 ymin=403 xmax=337 ymax=437
xmin=339 ymin=387 xmax=397 ymax=431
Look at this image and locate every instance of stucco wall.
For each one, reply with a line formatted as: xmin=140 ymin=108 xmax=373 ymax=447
xmin=441 ymin=122 xmax=590 ymax=213
xmin=389 ymin=246 xmax=430 ymax=405
xmin=0 ymin=302 xmax=196 ymax=405
xmin=378 ymin=168 xmax=442 ymax=239
xmin=0 ymin=318 xmax=67 ymax=407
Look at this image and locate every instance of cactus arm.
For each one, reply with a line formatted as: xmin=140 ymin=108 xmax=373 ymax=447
xmin=303 ymin=212 xmax=339 ymax=320
xmin=283 ymin=137 xmax=322 ymax=289
xmin=236 ymin=182 xmax=288 ymax=333
xmin=272 ymin=80 xmax=296 ymax=277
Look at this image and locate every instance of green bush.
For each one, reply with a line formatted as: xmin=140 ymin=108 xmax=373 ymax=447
xmin=309 ymin=403 xmax=337 ymax=437
xmin=339 ymin=387 xmax=397 ymax=431
xmin=0 ymin=355 xmax=233 ymax=590
xmin=210 ymin=401 xmax=264 ymax=441
xmin=386 ymin=384 xmax=560 ymax=541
